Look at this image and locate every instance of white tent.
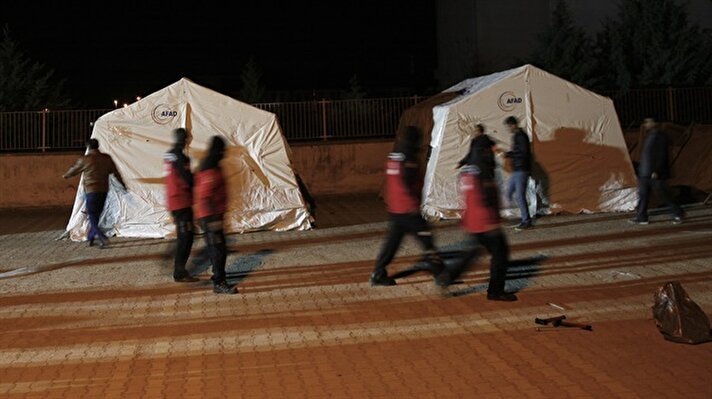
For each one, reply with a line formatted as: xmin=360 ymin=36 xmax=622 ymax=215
xmin=66 ymin=78 xmax=311 ymax=241
xmin=423 ymin=64 xmax=637 ymax=220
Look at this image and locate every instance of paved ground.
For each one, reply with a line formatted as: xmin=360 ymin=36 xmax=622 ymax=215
xmin=0 ymin=195 xmax=711 ymax=398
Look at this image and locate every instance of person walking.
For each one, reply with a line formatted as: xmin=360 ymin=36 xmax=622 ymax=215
xmin=630 ymin=118 xmax=684 ymax=225
xmin=437 ymin=133 xmax=517 ymax=301
xmin=63 ymin=138 xmax=127 ymax=248
xmin=194 ymin=136 xmax=237 ymax=294
xmin=164 ymin=128 xmax=199 ymax=283
xmin=370 ymin=126 xmax=443 ymax=286
xmin=503 ymin=116 xmax=532 ymax=230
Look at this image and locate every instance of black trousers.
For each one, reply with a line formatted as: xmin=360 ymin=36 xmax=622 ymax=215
xmin=449 ymin=229 xmax=509 ymax=295
xmin=636 ymin=177 xmax=683 ymax=221
xmin=200 ymin=215 xmax=227 ymax=284
xmin=373 ymin=212 xmax=436 ymax=275
xmin=171 ymin=208 xmax=194 ymax=279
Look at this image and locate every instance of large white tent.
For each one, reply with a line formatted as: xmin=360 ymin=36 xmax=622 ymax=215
xmin=66 ymin=78 xmax=311 ymax=241
xmin=422 ymin=64 xmax=638 ymax=220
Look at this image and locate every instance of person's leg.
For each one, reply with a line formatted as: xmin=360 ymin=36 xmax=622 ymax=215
xmin=202 ymin=216 xmax=228 ymax=284
xmin=514 ymin=172 xmax=531 ymax=225
xmin=437 ymin=233 xmax=480 ymax=286
xmin=481 ymin=229 xmax=513 ymax=299
xmin=202 ymin=215 xmax=235 ymax=293
xmin=506 ymin=174 xmax=516 ymax=203
xmin=651 ymin=179 xmax=683 ymax=219
xmin=94 ymin=192 xmax=109 ymax=243
xmin=371 ymin=215 xmax=405 ymax=285
xmin=407 ymin=213 xmax=443 ymax=275
xmin=635 ymin=177 xmax=651 ymax=222
xmin=172 ymin=208 xmax=196 ymax=281
xmin=84 ymin=192 xmax=100 ymax=243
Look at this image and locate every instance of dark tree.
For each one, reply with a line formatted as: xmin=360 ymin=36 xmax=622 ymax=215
xmin=0 ymin=25 xmax=70 ymax=111
xmin=343 ymin=74 xmax=366 ymax=100
xmin=597 ymin=0 xmax=712 ymax=89
xmin=528 ymin=0 xmax=600 ymax=89
xmin=238 ymin=56 xmax=266 ymax=103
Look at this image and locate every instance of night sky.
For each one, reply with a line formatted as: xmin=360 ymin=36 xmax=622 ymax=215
xmin=3 ymin=2 xmax=437 ymax=107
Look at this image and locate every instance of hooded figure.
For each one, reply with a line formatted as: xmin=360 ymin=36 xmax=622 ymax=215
xmin=370 ymin=126 xmax=443 ymax=287
xmin=164 ymin=127 xmax=199 ymax=283
xmin=194 ymin=136 xmax=237 ymax=294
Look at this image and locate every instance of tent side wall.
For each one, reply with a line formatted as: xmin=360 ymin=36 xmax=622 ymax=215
xmin=421 ymin=65 xmax=638 ymax=220
xmin=422 ymin=69 xmax=529 ymax=219
xmin=66 ymin=79 xmax=310 ymax=241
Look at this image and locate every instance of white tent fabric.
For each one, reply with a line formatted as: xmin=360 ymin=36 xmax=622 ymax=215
xmin=423 ymin=65 xmax=637 ymax=220
xmin=66 ymin=78 xmax=311 ymax=241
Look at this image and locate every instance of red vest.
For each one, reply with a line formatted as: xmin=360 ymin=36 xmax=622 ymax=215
xmin=164 ymin=153 xmax=192 ymax=211
xmin=385 ymin=153 xmax=420 ymax=214
xmin=460 ymin=167 xmax=501 ymax=233
xmin=194 ymin=168 xmax=227 ymax=219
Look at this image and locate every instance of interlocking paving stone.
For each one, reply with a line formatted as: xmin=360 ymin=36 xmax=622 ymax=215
xmin=0 ymin=197 xmax=711 ymax=397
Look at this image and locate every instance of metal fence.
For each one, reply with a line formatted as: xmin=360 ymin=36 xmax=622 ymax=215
xmin=0 ymin=97 xmax=423 ymax=152
xmin=1 ymin=88 xmax=711 ymax=153
xmin=601 ymin=87 xmax=712 ymax=128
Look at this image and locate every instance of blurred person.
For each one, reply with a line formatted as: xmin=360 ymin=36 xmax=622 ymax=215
xmin=194 ymin=136 xmax=237 ymax=294
xmin=503 ymin=116 xmax=533 ymax=230
xmin=164 ymin=128 xmax=199 ymax=283
xmin=629 ymin=118 xmax=684 ymax=225
xmin=437 ymin=134 xmax=516 ymax=301
xmin=370 ymin=126 xmax=443 ymax=286
xmin=63 ymin=138 xmax=126 ymax=248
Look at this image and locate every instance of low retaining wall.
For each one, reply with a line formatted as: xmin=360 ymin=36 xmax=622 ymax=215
xmin=0 ymin=140 xmax=393 ymax=209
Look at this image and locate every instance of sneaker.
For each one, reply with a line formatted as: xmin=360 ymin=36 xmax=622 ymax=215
xmin=174 ymin=275 xmax=200 ymax=283
xmin=369 ymin=272 xmax=396 ymax=287
xmin=514 ymin=222 xmax=532 ymax=231
xmin=672 ymin=216 xmax=683 ymax=225
xmin=628 ymin=218 xmax=649 ymax=225
xmin=213 ymin=281 xmax=238 ymax=294
xmin=486 ymin=292 xmax=518 ymax=301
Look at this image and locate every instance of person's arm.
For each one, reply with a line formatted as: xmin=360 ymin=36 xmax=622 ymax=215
xmin=198 ymin=172 xmax=219 ymax=216
xmin=62 ymin=157 xmax=85 ymax=179
xmin=649 ymin=133 xmax=668 ymax=179
xmin=174 ymin=154 xmax=194 ymax=187
xmin=402 ymin=161 xmax=421 ymax=200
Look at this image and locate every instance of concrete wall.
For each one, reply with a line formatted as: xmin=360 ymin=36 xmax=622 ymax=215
xmin=0 ymin=140 xmax=393 ymax=209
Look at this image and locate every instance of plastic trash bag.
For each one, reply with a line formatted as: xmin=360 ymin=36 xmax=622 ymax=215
xmin=652 ymin=281 xmax=711 ymax=344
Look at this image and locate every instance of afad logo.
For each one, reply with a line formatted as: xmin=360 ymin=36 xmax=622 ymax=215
xmin=497 ymin=91 xmax=522 ymax=111
xmin=151 ymin=104 xmax=178 ymax=125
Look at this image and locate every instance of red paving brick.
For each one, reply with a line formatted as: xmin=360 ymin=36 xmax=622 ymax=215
xmin=0 ymin=199 xmax=711 ymax=397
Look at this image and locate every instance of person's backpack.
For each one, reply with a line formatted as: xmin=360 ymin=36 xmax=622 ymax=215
xmin=652 ymin=281 xmax=711 ymax=344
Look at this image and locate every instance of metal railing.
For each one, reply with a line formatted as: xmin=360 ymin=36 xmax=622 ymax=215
xmin=1 ymin=87 xmax=711 ymax=153
xmin=600 ymin=87 xmax=712 ymax=127
xmin=0 ymin=97 xmax=423 ymax=152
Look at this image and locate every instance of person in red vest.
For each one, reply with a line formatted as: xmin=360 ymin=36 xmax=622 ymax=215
xmin=436 ymin=125 xmax=517 ymax=301
xmin=164 ymin=128 xmax=199 ymax=283
xmin=370 ymin=126 xmax=443 ymax=286
xmin=194 ymin=136 xmax=237 ymax=294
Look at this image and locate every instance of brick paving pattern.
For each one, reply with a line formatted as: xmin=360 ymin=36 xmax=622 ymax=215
xmin=0 ymin=195 xmax=710 ymax=398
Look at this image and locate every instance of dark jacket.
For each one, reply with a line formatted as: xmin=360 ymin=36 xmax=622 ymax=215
xmin=638 ymin=128 xmax=671 ymax=179
xmin=63 ymin=149 xmax=126 ymax=193
xmin=505 ymin=128 xmax=531 ymax=172
xmin=458 ymin=134 xmax=496 ymax=180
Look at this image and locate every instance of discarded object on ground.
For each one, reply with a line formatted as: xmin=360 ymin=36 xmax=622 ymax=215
xmin=534 ymin=315 xmax=592 ymax=331
xmin=652 ymin=281 xmax=711 ymax=344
